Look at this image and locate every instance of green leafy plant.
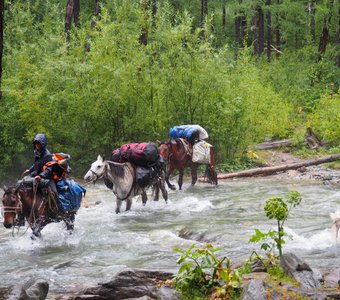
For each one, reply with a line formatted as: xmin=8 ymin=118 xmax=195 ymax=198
xmin=173 ymin=244 xmax=242 ymax=299
xmin=249 ymin=191 xmax=302 ymax=259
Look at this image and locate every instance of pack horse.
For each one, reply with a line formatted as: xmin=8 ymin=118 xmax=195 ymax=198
xmin=84 ymin=142 xmax=168 ymax=213
xmin=158 ymin=125 xmax=218 ymax=190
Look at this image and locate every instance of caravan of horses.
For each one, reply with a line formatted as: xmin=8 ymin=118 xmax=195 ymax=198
xmin=2 ymin=125 xmax=217 ymax=237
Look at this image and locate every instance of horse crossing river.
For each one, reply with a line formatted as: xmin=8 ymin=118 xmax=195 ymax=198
xmin=0 ymin=178 xmax=339 ymax=298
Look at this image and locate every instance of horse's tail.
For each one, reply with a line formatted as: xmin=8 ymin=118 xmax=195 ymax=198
xmin=204 ymin=147 xmax=218 ymax=185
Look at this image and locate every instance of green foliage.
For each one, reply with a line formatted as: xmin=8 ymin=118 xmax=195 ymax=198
xmin=0 ymin=0 xmax=339 ymax=178
xmin=249 ymin=191 xmax=302 ymax=259
xmin=173 ymin=244 xmax=242 ymax=299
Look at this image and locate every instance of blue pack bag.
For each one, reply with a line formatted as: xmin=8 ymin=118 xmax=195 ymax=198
xmin=56 ymin=179 xmax=86 ymax=212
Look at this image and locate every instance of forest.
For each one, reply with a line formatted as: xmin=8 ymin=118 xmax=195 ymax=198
xmin=0 ymin=0 xmax=339 ymax=179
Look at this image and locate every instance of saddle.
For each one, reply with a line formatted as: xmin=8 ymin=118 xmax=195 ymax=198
xmin=171 ymin=138 xmax=192 ymax=156
xmin=17 ymin=177 xmax=58 ymax=205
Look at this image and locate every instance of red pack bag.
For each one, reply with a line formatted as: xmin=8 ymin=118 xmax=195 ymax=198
xmin=111 ymin=142 xmax=159 ymax=167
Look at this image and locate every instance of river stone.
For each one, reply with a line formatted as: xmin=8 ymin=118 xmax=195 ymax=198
xmin=75 ymin=268 xmax=182 ymax=300
xmin=239 ymin=279 xmax=267 ymax=300
xmin=280 ymin=253 xmax=321 ymax=289
xmin=8 ymin=278 xmax=49 ymax=300
xmin=324 ymin=268 xmax=340 ymax=287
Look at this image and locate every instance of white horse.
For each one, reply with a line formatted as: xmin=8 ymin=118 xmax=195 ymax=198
xmin=84 ymin=155 xmax=168 ymax=213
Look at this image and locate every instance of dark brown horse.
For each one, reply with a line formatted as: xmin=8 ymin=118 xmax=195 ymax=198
xmin=2 ymin=180 xmax=76 ymax=238
xmin=158 ymin=139 xmax=218 ymax=190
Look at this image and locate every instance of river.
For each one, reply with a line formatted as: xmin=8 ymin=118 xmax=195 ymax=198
xmin=0 ymin=177 xmax=339 ymax=299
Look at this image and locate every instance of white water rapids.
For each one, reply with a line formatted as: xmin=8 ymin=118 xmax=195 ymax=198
xmin=0 ymin=177 xmax=339 ymax=298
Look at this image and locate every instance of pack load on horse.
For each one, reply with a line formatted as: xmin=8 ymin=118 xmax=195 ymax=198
xmin=110 ymin=142 xmax=166 ymax=188
xmin=159 ymin=125 xmax=218 ymax=190
xmin=2 ymin=133 xmax=86 ymax=238
xmin=169 ymin=124 xmax=212 ymax=164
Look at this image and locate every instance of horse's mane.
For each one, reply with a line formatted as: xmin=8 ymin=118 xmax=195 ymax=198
xmin=3 ymin=185 xmax=17 ymax=195
xmin=107 ymin=161 xmax=126 ymax=178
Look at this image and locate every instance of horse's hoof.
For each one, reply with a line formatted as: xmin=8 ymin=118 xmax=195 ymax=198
xmin=170 ymin=185 xmax=176 ymax=190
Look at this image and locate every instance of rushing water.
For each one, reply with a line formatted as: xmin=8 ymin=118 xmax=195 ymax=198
xmin=0 ymin=177 xmax=339 ymax=299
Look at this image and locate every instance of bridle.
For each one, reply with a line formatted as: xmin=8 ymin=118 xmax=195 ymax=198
xmin=89 ymin=163 xmax=107 ymax=183
xmin=2 ymin=191 xmax=23 ymax=215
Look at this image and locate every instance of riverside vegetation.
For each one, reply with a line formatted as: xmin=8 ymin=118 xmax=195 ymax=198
xmin=0 ymin=0 xmax=339 ymax=180
xmin=171 ymin=191 xmax=316 ymax=300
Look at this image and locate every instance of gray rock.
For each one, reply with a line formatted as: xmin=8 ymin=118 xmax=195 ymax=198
xmin=280 ymin=253 xmax=321 ymax=289
xmin=75 ymin=268 xmax=182 ymax=300
xmin=240 ymin=279 xmax=267 ymax=300
xmin=324 ymin=268 xmax=340 ymax=288
xmin=8 ymin=278 xmax=49 ymax=300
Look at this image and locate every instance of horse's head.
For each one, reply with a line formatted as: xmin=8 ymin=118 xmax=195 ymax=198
xmin=158 ymin=141 xmax=170 ymax=161
xmin=2 ymin=185 xmax=20 ymax=229
xmin=84 ymin=155 xmax=107 ymax=183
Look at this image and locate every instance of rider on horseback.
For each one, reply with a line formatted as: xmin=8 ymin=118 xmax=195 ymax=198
xmin=18 ymin=134 xmax=59 ymax=225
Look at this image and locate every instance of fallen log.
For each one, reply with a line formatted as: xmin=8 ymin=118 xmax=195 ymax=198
xmin=203 ymin=154 xmax=340 ymax=181
xmin=255 ymin=139 xmax=293 ymax=150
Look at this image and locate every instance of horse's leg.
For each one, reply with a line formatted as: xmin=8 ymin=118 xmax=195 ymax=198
xmin=166 ymin=165 xmax=176 ymax=190
xmin=125 ymin=198 xmax=132 ymax=211
xmin=31 ymin=218 xmax=47 ymax=239
xmin=142 ymin=190 xmax=148 ymax=205
xmin=191 ymin=165 xmax=198 ymax=186
xmin=178 ymin=170 xmax=184 ymax=190
xmin=153 ymin=182 xmax=160 ymax=201
xmin=115 ymin=198 xmax=122 ymax=214
xmin=65 ymin=213 xmax=75 ymax=232
xmin=159 ymin=177 xmax=168 ymax=203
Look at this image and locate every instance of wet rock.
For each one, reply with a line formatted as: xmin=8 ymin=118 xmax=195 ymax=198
xmin=280 ymin=253 xmax=321 ymax=289
xmin=239 ymin=279 xmax=267 ymax=300
xmin=324 ymin=268 xmax=340 ymax=288
xmin=178 ymin=227 xmax=217 ymax=242
xmin=74 ymin=268 xmax=181 ymax=300
xmin=8 ymin=278 xmax=49 ymax=300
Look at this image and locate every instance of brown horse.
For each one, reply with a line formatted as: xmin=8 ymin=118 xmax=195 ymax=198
xmin=158 ymin=139 xmax=218 ymax=190
xmin=2 ymin=180 xmax=76 ymax=238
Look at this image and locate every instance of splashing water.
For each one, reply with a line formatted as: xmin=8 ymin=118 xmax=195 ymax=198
xmin=0 ymin=178 xmax=339 ymax=298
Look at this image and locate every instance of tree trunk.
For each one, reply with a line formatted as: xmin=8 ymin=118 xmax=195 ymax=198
xmin=275 ymin=0 xmax=281 ymax=58
xmin=216 ymin=154 xmax=340 ymax=180
xmin=317 ymin=0 xmax=334 ymax=61
xmin=73 ymin=0 xmax=80 ymax=28
xmin=91 ymin=0 xmax=101 ymax=29
xmin=65 ymin=0 xmax=74 ymax=43
xmin=139 ymin=0 xmax=149 ymax=46
xmin=222 ymin=4 xmax=226 ymax=30
xmin=252 ymin=7 xmax=259 ymax=55
xmin=0 ymin=0 xmax=4 ymax=100
xmin=258 ymin=5 xmax=264 ymax=54
xmin=309 ymin=0 xmax=316 ymax=42
xmin=151 ymin=0 xmax=157 ymax=27
xmin=337 ymin=5 xmax=340 ymax=67
xmin=266 ymin=0 xmax=272 ymax=61
xmin=201 ymin=0 xmax=208 ymax=27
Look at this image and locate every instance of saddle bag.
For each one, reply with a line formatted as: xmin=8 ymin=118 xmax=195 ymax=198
xmin=192 ymin=140 xmax=212 ymax=164
xmin=135 ymin=166 xmax=154 ymax=188
xmin=111 ymin=142 xmax=159 ymax=167
xmin=135 ymin=156 xmax=165 ymax=188
xmin=56 ymin=179 xmax=86 ymax=212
